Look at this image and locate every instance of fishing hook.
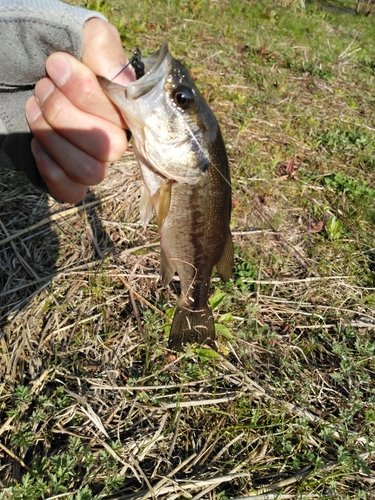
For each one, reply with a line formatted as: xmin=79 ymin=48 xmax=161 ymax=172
xmin=111 ymin=48 xmax=145 ymax=82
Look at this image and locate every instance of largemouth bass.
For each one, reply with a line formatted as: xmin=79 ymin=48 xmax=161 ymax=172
xmin=98 ymin=43 xmax=233 ymax=348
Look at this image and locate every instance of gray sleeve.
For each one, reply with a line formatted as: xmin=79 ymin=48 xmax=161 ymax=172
xmin=0 ymin=0 xmax=107 ymax=192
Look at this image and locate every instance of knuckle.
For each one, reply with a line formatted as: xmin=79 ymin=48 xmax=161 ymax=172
xmin=75 ymin=77 xmax=98 ymax=108
xmin=43 ymin=92 xmax=66 ymax=126
xmin=77 ymin=160 xmax=107 ymax=186
xmin=107 ymin=133 xmax=127 ymax=162
xmin=89 ymin=20 xmax=117 ymax=49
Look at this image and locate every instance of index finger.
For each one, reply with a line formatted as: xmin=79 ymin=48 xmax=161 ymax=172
xmin=45 ymin=52 xmax=126 ymax=128
xmin=82 ymin=18 xmax=135 ymax=86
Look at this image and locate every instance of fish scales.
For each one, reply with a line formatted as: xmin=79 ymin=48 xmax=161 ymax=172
xmin=97 ymin=43 xmax=234 ymax=349
xmin=161 ymin=129 xmax=232 ymax=347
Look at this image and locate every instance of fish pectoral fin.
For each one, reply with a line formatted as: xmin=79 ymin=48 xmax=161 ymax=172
xmin=139 ymin=186 xmax=154 ymax=228
xmin=168 ymin=303 xmax=215 ymax=349
xmin=216 ymin=233 xmax=234 ymax=282
xmin=160 ymin=246 xmax=175 ymax=287
xmin=157 ymin=180 xmax=172 ymax=229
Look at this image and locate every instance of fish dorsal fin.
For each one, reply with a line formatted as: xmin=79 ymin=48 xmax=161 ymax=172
xmin=139 ymin=186 xmax=154 ymax=228
xmin=160 ymin=246 xmax=175 ymax=286
xmin=216 ymin=233 xmax=234 ymax=282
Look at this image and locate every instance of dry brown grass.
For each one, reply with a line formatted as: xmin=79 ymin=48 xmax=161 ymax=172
xmin=1 ymin=154 xmax=146 ymax=384
xmin=2 ymin=0 xmax=375 ymax=498
xmin=1 ymin=149 xmax=374 ymax=498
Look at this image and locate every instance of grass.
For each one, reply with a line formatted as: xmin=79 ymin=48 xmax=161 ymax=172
xmin=1 ymin=0 xmax=375 ymax=498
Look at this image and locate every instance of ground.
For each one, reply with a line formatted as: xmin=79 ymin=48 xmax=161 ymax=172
xmin=1 ymin=1 xmax=375 ymax=498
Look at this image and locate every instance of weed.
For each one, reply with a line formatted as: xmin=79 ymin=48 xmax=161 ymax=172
xmin=325 ymin=215 xmax=344 ymax=240
xmin=323 ymin=172 xmax=375 ymax=200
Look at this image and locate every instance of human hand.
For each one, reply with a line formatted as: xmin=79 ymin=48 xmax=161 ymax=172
xmin=25 ymin=18 xmax=135 ymax=203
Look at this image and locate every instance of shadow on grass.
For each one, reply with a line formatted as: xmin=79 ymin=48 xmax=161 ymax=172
xmin=311 ymin=1 xmax=360 ymax=14
xmin=0 ymin=169 xmax=114 ymax=336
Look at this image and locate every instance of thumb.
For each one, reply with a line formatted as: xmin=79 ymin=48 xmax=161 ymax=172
xmin=82 ymin=18 xmax=135 ymax=86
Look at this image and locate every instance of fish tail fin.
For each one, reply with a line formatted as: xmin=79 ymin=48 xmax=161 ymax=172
xmin=168 ymin=303 xmax=215 ymax=349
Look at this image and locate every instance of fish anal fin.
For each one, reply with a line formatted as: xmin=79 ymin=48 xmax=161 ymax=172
xmin=168 ymin=304 xmax=215 ymax=349
xmin=160 ymin=246 xmax=175 ymax=287
xmin=216 ymin=233 xmax=234 ymax=282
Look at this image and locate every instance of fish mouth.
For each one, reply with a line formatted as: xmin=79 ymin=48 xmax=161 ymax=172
xmin=126 ymin=43 xmax=172 ymax=99
xmin=98 ymin=43 xmax=207 ymax=185
xmin=98 ymin=44 xmax=173 ymax=132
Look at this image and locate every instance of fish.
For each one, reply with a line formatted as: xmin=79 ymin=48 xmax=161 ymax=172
xmin=98 ymin=43 xmax=234 ymax=349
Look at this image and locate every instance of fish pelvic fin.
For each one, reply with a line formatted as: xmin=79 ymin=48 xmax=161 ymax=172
xmin=139 ymin=186 xmax=154 ymax=228
xmin=216 ymin=233 xmax=234 ymax=282
xmin=157 ymin=180 xmax=172 ymax=230
xmin=168 ymin=304 xmax=215 ymax=349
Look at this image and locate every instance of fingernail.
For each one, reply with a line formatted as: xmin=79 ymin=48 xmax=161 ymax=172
xmin=25 ymin=98 xmax=42 ymax=124
xmin=35 ymin=78 xmax=55 ymax=106
xmin=31 ymin=139 xmax=50 ymax=160
xmin=46 ymin=53 xmax=72 ymax=87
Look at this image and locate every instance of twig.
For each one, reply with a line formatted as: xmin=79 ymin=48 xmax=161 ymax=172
xmin=0 ymin=219 xmax=40 ymax=280
xmin=62 ymin=388 xmax=110 ymax=439
xmin=160 ymin=394 xmax=240 ymax=409
xmin=261 ymin=295 xmax=374 ymax=319
xmin=231 ymin=495 xmax=295 ymax=499
xmin=47 ymin=314 xmax=102 ymax=336
xmin=117 ymin=274 xmax=169 ymax=320
xmin=139 ymin=453 xmax=198 ymax=500
xmin=219 ymin=358 xmax=319 ymax=423
xmin=191 ymin=460 xmax=246 ymax=500
xmin=0 ymin=442 xmax=32 ymax=472
xmin=0 ymin=194 xmax=117 ymax=247
xmin=43 ymin=492 xmax=78 ymax=500
xmin=138 ymin=414 xmax=169 ymax=461
xmin=191 ymin=416 xmax=226 ymax=469
xmin=230 ymin=466 xmax=312 ymax=499
xmin=168 ymin=410 xmax=181 ymax=457
xmin=338 ymin=33 xmax=358 ymax=59
xmin=240 ymin=276 xmax=348 ymax=286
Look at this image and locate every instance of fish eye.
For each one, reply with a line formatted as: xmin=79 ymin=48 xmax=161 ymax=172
xmin=173 ymin=86 xmax=194 ymax=110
